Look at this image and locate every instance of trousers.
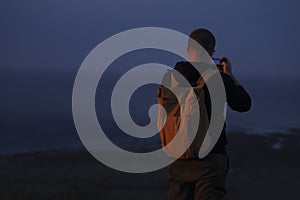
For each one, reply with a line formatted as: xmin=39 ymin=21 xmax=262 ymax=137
xmin=168 ymin=153 xmax=229 ymax=200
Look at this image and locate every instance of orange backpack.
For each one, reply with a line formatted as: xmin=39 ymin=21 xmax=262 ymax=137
xmin=157 ymin=69 xmax=216 ymax=159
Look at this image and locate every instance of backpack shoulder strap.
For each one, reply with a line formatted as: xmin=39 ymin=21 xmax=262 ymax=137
xmin=196 ymin=69 xmax=218 ymax=88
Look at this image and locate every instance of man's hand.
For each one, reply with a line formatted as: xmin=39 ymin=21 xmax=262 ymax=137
xmin=221 ymin=57 xmax=240 ymax=86
xmin=220 ymin=57 xmax=232 ymax=75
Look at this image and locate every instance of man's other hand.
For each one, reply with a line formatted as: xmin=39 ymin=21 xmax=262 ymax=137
xmin=220 ymin=57 xmax=232 ymax=75
xmin=221 ymin=57 xmax=240 ymax=86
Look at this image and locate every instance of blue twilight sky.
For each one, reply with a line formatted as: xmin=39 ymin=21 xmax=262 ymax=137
xmin=0 ymin=0 xmax=300 ymax=154
xmin=0 ymin=0 xmax=299 ymax=80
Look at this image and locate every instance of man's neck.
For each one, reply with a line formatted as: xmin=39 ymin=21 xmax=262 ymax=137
xmin=188 ymin=55 xmax=201 ymax=62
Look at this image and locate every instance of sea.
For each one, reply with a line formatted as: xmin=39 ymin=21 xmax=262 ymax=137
xmin=1 ymin=63 xmax=300 ymax=155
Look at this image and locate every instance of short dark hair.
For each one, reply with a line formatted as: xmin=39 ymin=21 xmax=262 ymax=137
xmin=188 ymin=28 xmax=216 ymax=54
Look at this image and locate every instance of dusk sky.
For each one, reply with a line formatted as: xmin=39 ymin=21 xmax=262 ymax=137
xmin=1 ymin=0 xmax=300 ymax=80
xmin=1 ymin=0 xmax=300 ymax=141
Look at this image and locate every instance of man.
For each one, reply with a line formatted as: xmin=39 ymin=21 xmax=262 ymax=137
xmin=167 ymin=28 xmax=251 ymax=199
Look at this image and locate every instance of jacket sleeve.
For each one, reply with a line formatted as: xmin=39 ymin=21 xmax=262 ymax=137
xmin=221 ymin=73 xmax=252 ymax=112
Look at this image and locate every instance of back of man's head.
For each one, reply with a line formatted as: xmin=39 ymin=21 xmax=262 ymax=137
xmin=188 ymin=28 xmax=216 ymax=55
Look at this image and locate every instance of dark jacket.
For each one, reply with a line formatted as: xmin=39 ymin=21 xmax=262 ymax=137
xmin=174 ymin=61 xmax=252 ymax=155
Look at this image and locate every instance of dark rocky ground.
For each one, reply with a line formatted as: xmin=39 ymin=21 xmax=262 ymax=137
xmin=0 ymin=132 xmax=299 ymax=200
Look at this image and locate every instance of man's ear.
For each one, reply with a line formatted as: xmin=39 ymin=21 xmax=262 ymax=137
xmin=186 ymin=47 xmax=194 ymax=60
xmin=186 ymin=46 xmax=190 ymax=55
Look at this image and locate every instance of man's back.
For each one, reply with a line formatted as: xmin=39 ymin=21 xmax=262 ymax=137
xmin=173 ymin=61 xmax=251 ymax=155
